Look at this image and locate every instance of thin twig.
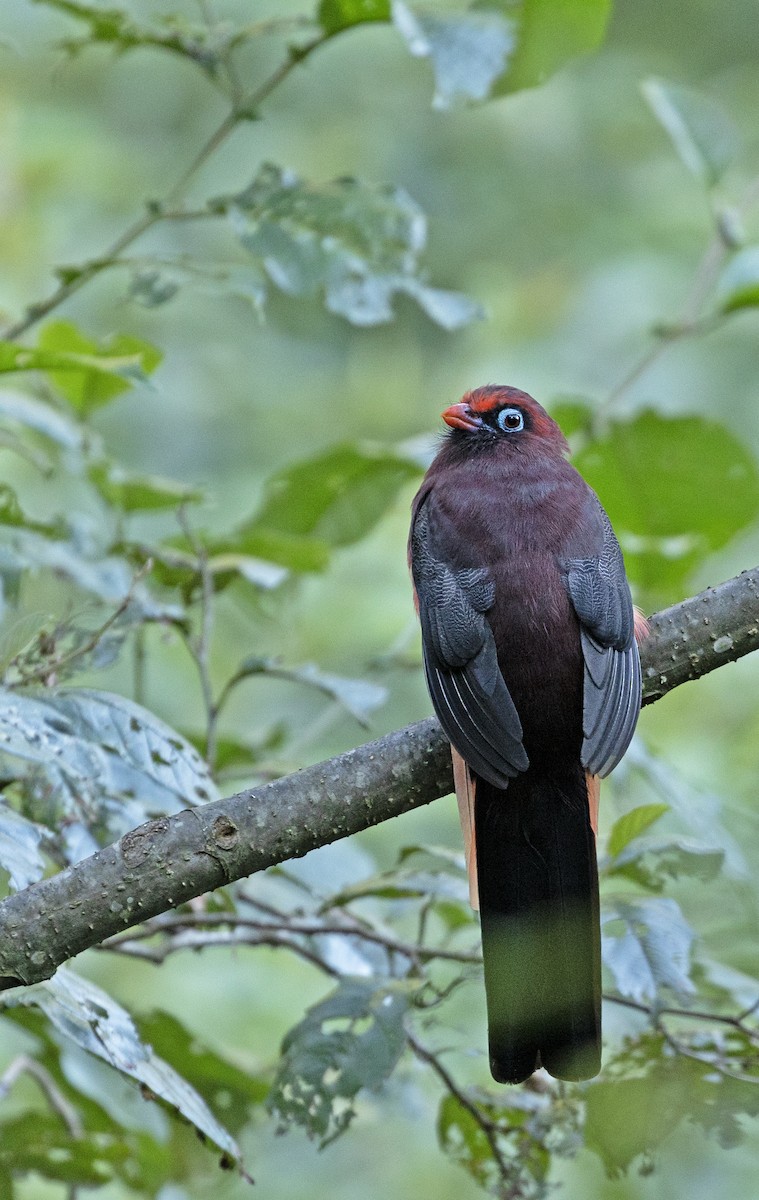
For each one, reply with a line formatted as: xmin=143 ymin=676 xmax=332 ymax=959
xmin=0 ymin=1055 xmax=84 ymax=1137
xmin=7 ymin=561 xmax=152 ymax=687
xmin=1 ymin=34 xmax=326 ymax=343
xmin=100 ymin=911 xmax=482 ymax=966
xmin=406 ymin=1030 xmax=511 ymax=1178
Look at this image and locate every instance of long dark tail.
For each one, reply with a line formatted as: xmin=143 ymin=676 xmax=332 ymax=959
xmin=474 ymin=762 xmax=601 ymax=1084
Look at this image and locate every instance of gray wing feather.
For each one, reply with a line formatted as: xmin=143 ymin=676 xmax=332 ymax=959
xmin=564 ymin=500 xmax=642 ymax=778
xmin=412 ymin=499 xmax=528 ymax=787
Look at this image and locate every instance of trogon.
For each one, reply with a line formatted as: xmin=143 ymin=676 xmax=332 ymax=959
xmin=409 ymin=385 xmax=645 ymax=1084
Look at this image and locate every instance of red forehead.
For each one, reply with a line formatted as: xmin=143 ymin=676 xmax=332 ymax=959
xmin=462 ymin=385 xmax=560 ymax=440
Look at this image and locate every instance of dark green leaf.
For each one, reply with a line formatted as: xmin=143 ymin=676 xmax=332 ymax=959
xmin=2 ymin=970 xmax=242 ymax=1163
xmin=606 ymin=803 xmax=669 ymax=858
xmin=269 ymin=977 xmax=413 ymax=1145
xmin=89 ymin=460 xmax=203 ymax=511
xmin=136 ymin=1010 xmax=269 ymax=1135
xmin=221 ymin=164 xmax=482 ymax=328
xmin=602 ymin=896 xmax=695 ymax=1002
xmin=36 ymin=322 xmax=162 ymax=415
xmin=717 ymin=245 xmax=759 ymax=313
xmin=0 ymin=802 xmax=45 ymax=890
xmin=0 ymin=1111 xmax=129 ymax=1186
xmin=437 ymin=1094 xmax=498 ymax=1187
xmin=393 ymin=3 xmax=514 ymax=109
xmin=230 ymin=442 xmax=420 ymax=573
xmin=318 ymin=0 xmax=390 ymax=36
xmin=641 ymin=78 xmax=740 ymax=187
xmin=484 ymin=0 xmax=612 ymax=95
xmin=573 ymin=411 xmax=759 ymax=602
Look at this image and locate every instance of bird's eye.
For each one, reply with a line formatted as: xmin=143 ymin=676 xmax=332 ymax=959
xmin=497 ymin=407 xmax=524 ymax=433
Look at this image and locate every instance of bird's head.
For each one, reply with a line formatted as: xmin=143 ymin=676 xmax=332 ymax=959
xmin=441 ymin=385 xmax=568 ymax=455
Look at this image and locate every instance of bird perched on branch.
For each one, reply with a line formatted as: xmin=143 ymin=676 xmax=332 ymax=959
xmin=409 ymin=385 xmax=645 ymax=1084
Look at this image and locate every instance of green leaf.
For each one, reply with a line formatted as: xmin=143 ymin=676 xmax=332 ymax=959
xmin=36 ymin=322 xmax=162 ymax=415
xmin=0 ymin=687 xmax=217 ymax=844
xmin=607 ymin=803 xmax=669 ymax=858
xmin=393 ymin=3 xmax=514 ymax=109
xmin=269 ymin=977 xmax=413 ymax=1145
xmin=221 ymin=163 xmax=483 ymax=328
xmin=641 ymin=78 xmax=740 ymax=187
xmin=0 ymin=802 xmax=46 ymax=890
xmin=602 ymin=896 xmax=695 ymax=1002
xmin=0 ymin=337 xmax=149 ymax=408
xmin=318 ymin=0 xmax=390 ymax=36
xmin=437 ymin=1094 xmax=498 ymax=1187
xmin=574 ymin=410 xmax=759 ymax=602
xmin=136 ymin=1010 xmax=269 ymax=1135
xmin=231 ymin=442 xmax=420 ymax=573
xmin=2 ymin=970 xmax=242 ymax=1164
xmin=586 ymin=1048 xmax=759 ymax=1177
xmin=89 ymin=460 xmax=203 ymax=511
xmin=0 ymin=1111 xmax=131 ymax=1187
xmin=717 ymin=245 xmax=759 ymax=313
xmin=484 ymin=0 xmax=612 ymax=95
xmin=609 ymin=836 xmax=725 ymax=892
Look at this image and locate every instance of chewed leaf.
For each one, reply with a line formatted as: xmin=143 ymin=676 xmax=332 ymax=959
xmin=2 ymin=970 xmax=242 ymax=1164
xmin=392 ymin=2 xmax=514 ymax=109
xmin=221 ymin=164 xmax=482 ymax=328
xmin=268 ymin=977 xmax=413 ymax=1145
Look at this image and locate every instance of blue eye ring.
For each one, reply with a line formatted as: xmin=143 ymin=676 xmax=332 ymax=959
xmin=497 ymin=406 xmax=524 ymax=433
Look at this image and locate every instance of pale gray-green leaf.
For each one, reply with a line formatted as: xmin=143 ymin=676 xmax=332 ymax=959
xmin=641 ymin=78 xmax=740 ymax=186
xmin=0 ymin=802 xmax=46 ymax=890
xmin=392 ymin=1 xmax=514 ymax=109
xmin=717 ymin=245 xmax=759 ymax=313
xmin=222 ymin=164 xmax=480 ymax=328
xmin=1 ymin=969 xmax=240 ymax=1161
xmin=0 ymin=688 xmax=218 ymax=843
xmin=602 ymin=896 xmax=695 ymax=1002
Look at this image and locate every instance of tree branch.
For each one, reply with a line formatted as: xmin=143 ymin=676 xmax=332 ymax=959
xmin=1 ymin=566 xmax=758 ymax=991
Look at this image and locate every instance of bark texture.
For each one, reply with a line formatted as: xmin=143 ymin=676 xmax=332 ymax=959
xmin=1 ymin=566 xmax=758 ymax=991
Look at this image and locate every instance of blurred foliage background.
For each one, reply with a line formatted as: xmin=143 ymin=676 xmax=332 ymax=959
xmin=1 ymin=0 xmax=759 ymax=1197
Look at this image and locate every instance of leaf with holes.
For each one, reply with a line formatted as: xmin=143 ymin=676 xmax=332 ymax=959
xmin=221 ymin=164 xmax=482 ymax=328
xmin=393 ymin=2 xmax=514 ymax=109
xmin=268 ymin=977 xmax=413 ymax=1145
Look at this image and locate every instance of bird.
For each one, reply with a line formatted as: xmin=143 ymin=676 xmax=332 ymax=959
xmin=409 ymin=384 xmax=645 ymax=1085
